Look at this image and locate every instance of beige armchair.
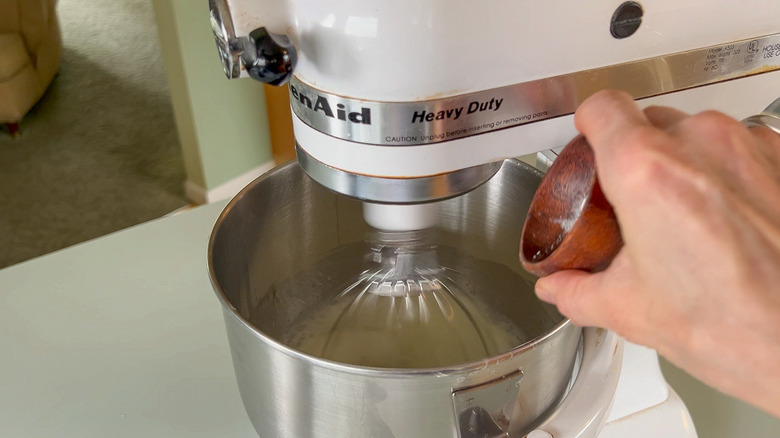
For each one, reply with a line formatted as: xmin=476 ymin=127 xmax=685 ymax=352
xmin=0 ymin=0 xmax=61 ymax=136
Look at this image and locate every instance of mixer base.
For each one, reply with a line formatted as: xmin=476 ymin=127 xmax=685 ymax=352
xmin=529 ymin=340 xmax=697 ymax=438
xmin=599 ymin=386 xmax=694 ymax=438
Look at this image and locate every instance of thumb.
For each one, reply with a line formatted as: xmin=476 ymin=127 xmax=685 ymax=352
xmin=535 ymin=269 xmax=614 ymax=329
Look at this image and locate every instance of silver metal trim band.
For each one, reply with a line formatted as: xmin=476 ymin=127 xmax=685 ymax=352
xmin=290 ymin=33 xmax=780 ymax=147
xmin=295 ymin=144 xmax=503 ymax=204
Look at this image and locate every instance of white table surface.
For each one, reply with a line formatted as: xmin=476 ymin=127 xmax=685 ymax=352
xmin=0 ymin=201 xmax=258 ymax=437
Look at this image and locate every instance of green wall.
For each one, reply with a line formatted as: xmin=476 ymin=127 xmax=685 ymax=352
xmin=661 ymin=359 xmax=780 ymax=437
xmin=152 ymin=0 xmax=273 ymax=200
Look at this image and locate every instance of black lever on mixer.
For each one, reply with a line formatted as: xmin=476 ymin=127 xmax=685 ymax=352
xmin=242 ymin=27 xmax=298 ymax=86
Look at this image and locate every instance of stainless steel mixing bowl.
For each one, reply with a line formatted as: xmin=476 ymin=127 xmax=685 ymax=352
xmin=208 ymin=159 xmax=581 ymax=438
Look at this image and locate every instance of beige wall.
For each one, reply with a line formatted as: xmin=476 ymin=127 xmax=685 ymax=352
xmin=152 ymin=0 xmax=274 ymax=203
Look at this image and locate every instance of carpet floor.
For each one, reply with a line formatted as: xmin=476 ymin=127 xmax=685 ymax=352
xmin=0 ymin=0 xmax=188 ymax=269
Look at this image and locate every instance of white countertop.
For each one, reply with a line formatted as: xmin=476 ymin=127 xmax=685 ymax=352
xmin=0 ymin=201 xmax=257 ymax=437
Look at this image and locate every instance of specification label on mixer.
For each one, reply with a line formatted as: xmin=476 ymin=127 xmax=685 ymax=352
xmin=701 ymin=40 xmax=780 ymax=73
xmin=289 ymin=33 xmax=780 ymax=147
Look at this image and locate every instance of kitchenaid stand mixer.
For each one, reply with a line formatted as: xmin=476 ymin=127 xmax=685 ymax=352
xmin=207 ymin=1 xmax=780 ymax=437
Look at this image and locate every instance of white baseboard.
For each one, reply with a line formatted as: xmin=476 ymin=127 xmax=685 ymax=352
xmin=184 ymin=160 xmax=277 ymax=204
xmin=183 ymin=180 xmax=208 ymax=205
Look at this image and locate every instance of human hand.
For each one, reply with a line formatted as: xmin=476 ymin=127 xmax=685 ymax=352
xmin=534 ymin=90 xmax=780 ymax=417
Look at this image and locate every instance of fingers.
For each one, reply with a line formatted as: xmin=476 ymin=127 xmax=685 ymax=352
xmin=575 ymin=92 xmax=691 ymax=148
xmin=573 ymin=91 xmax=664 ymax=204
xmin=535 ymin=269 xmax=615 ymax=329
xmin=644 ymin=105 xmax=689 ymax=130
xmin=747 ymin=124 xmax=780 ymax=148
xmin=534 ymin=251 xmax=648 ymax=341
xmin=747 ymin=125 xmax=780 ymax=170
xmin=574 ymin=90 xmax=651 ymax=158
xmin=574 ymin=92 xmax=696 ymax=212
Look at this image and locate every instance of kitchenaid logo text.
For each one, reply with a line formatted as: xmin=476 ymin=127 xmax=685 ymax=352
xmin=410 ymin=98 xmax=504 ymax=124
xmin=290 ymin=85 xmax=371 ymax=125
